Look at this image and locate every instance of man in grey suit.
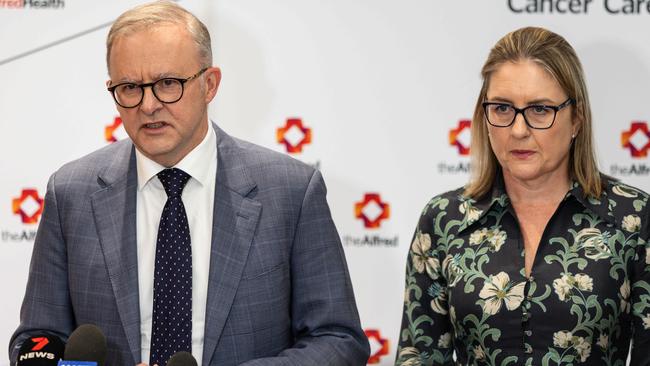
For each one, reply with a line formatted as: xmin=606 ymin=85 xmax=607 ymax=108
xmin=9 ymin=2 xmax=369 ymax=365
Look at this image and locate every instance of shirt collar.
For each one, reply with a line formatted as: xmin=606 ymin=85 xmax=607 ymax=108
xmin=565 ymin=177 xmax=617 ymax=226
xmin=456 ymin=173 xmax=510 ymax=233
xmin=135 ymin=123 xmax=216 ymax=190
xmin=457 ymin=173 xmax=617 ymax=234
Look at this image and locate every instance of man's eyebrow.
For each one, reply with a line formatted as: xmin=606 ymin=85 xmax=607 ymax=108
xmin=113 ymin=72 xmax=180 ymax=84
xmin=152 ymin=72 xmax=181 ymax=80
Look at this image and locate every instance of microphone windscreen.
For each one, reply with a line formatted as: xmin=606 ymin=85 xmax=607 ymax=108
xmin=63 ymin=324 xmax=107 ymax=366
xmin=167 ymin=351 xmax=197 ymax=366
xmin=16 ymin=334 xmax=65 ymax=365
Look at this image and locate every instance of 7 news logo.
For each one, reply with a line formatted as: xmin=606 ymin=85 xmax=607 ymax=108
xmin=611 ymin=121 xmax=650 ymax=176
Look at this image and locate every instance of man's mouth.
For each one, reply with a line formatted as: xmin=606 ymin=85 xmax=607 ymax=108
xmin=144 ymin=122 xmax=167 ymax=129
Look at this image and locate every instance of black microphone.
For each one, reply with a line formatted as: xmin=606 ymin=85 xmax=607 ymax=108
xmin=16 ymin=334 xmax=65 ymax=365
xmin=58 ymin=324 xmax=107 ymax=366
xmin=167 ymin=351 xmax=197 ymax=366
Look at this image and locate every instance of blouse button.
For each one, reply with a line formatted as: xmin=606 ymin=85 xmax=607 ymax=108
xmin=522 ymin=311 xmax=531 ymax=321
xmin=524 ymin=330 xmax=532 ymax=336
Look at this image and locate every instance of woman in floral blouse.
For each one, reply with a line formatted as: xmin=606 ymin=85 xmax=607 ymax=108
xmin=397 ymin=27 xmax=649 ymax=365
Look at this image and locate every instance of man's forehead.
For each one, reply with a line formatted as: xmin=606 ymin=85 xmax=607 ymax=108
xmin=113 ymin=22 xmax=190 ymax=47
xmin=108 ymin=23 xmax=200 ymax=80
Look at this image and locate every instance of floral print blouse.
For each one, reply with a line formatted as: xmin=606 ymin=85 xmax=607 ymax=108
xmin=397 ymin=176 xmax=650 ymax=366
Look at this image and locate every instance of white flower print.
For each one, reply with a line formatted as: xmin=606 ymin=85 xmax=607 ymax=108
xmin=646 ymin=247 xmax=650 ymax=265
xmin=428 ymin=282 xmax=448 ymax=315
xmin=486 ymin=229 xmax=507 ymax=252
xmin=574 ymin=273 xmax=594 ymax=291
xmin=469 ymin=228 xmax=487 ymax=246
xmin=468 ymin=227 xmax=506 ymax=252
xmin=622 ymin=214 xmax=641 ymax=232
xmin=478 ymin=272 xmax=526 ymax=315
xmin=397 ymin=347 xmax=420 ymax=366
xmin=411 ymin=232 xmax=431 ymax=274
xmin=437 ymin=332 xmax=452 ymax=348
xmin=425 ymin=257 xmax=441 ymax=280
xmin=612 ymin=184 xmax=639 ymax=198
xmin=596 ymin=334 xmax=608 ymax=350
xmin=643 ymin=314 xmax=650 ymax=330
xmin=574 ymin=337 xmax=592 ymax=362
xmin=442 ymin=254 xmax=464 ymax=287
xmin=473 ymin=345 xmax=485 ymax=361
xmin=620 ymin=280 xmax=631 ymax=314
xmin=553 ymin=331 xmax=572 ymax=348
xmin=553 ymin=275 xmax=573 ymax=301
xmin=553 ymin=273 xmax=594 ymax=301
xmin=459 ymin=200 xmax=482 ymax=224
xmin=575 ymin=228 xmax=610 ymax=260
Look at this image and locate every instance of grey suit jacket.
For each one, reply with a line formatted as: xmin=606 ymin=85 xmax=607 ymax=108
xmin=10 ymin=124 xmax=369 ymax=365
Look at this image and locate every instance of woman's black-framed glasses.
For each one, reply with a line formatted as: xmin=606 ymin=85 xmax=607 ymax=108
xmin=482 ymin=98 xmax=575 ymax=130
xmin=107 ymin=68 xmax=208 ymax=108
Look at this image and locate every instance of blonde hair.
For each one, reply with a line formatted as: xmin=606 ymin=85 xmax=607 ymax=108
xmin=106 ymin=1 xmax=212 ymax=72
xmin=464 ymin=27 xmax=601 ymax=199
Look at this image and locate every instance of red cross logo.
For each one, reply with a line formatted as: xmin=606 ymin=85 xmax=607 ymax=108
xmin=276 ymin=118 xmax=312 ymax=154
xmin=449 ymin=119 xmax=471 ymax=156
xmin=621 ymin=121 xmax=650 ymax=158
xmin=354 ymin=193 xmax=390 ymax=229
xmin=105 ymin=116 xmax=127 ymax=143
xmin=12 ymin=188 xmax=44 ymax=224
xmin=365 ymin=329 xmax=390 ymax=364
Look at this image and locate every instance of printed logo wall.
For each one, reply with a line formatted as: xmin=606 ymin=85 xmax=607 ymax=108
xmin=2 ymin=1 xmax=650 ymax=365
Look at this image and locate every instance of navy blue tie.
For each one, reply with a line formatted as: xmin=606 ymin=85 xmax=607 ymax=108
xmin=150 ymin=168 xmax=192 ymax=366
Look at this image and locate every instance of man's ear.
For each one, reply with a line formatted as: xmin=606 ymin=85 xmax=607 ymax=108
xmin=204 ymin=67 xmax=221 ymax=103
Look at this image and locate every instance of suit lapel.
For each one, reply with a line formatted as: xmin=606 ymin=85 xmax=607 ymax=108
xmin=202 ymin=125 xmax=261 ymax=365
xmin=90 ymin=142 xmax=142 ymax=363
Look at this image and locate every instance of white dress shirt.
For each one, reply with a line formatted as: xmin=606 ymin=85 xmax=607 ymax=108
xmin=135 ymin=124 xmax=217 ymax=366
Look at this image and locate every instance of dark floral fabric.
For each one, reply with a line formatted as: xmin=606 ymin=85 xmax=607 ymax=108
xmin=397 ymin=176 xmax=650 ymax=366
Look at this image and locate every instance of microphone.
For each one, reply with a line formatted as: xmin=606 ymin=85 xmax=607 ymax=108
xmin=167 ymin=352 xmax=197 ymax=366
xmin=16 ymin=334 xmax=65 ymax=365
xmin=57 ymin=324 xmax=107 ymax=366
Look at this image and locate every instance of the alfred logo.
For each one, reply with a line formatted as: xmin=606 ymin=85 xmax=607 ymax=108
xmin=12 ymin=188 xmax=44 ymax=224
xmin=276 ymin=118 xmax=312 ymax=154
xmin=365 ymin=329 xmax=390 ymax=364
xmin=0 ymin=0 xmax=65 ymax=9
xmin=354 ymin=193 xmax=390 ymax=229
xmin=344 ymin=193 xmax=398 ymax=248
xmin=610 ymin=121 xmax=650 ymax=176
xmin=437 ymin=120 xmax=471 ymax=175
xmin=104 ymin=116 xmax=128 ymax=143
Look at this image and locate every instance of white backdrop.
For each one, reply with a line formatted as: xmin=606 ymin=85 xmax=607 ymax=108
xmin=1 ymin=1 xmax=649 ymax=365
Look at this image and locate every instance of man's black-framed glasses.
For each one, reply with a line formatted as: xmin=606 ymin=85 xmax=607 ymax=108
xmin=107 ymin=68 xmax=208 ymax=108
xmin=482 ymin=98 xmax=575 ymax=130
